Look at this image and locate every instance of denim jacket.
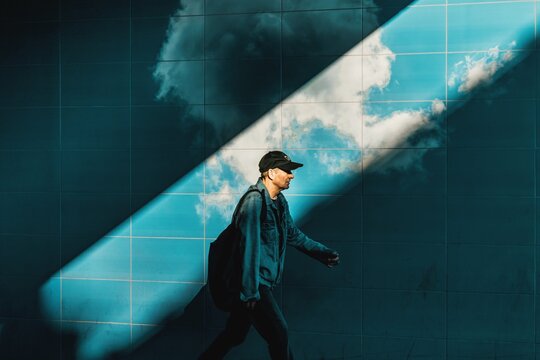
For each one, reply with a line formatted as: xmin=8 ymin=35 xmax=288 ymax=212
xmin=235 ymin=179 xmax=332 ymax=302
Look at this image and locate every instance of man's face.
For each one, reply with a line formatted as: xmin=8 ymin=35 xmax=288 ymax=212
xmin=270 ymin=167 xmax=294 ymax=190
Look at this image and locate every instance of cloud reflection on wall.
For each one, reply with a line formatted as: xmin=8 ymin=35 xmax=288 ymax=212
xmin=39 ymin=1 xmax=536 ymax=358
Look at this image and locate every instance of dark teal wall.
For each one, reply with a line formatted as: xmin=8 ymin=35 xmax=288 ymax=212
xmin=0 ymin=1 xmax=539 ymax=359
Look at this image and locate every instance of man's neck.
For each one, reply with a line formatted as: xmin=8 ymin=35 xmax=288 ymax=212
xmin=262 ymin=178 xmax=280 ymax=200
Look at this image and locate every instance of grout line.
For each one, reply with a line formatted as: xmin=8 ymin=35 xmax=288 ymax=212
xmin=360 ymin=5 xmax=365 ymax=356
xmin=129 ymin=0 xmax=134 ymax=345
xmin=58 ymin=2 xmax=63 ymax=357
xmin=444 ymin=0 xmax=449 ymax=358
xmin=59 ymin=277 xmax=206 ymax=284
xmin=534 ymin=1 xmax=537 ymax=352
xmin=202 ymin=0 xmax=208 ymax=349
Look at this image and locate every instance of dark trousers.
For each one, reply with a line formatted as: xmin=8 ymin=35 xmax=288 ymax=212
xmin=199 ymin=285 xmax=293 ymax=360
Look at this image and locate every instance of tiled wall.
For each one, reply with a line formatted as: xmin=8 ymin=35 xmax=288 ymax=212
xmin=1 ymin=0 xmax=540 ymax=359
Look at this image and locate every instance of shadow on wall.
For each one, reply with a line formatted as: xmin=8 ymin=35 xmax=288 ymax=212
xmin=0 ymin=1 xmax=415 ymax=359
xmin=103 ymin=38 xmax=539 ymax=360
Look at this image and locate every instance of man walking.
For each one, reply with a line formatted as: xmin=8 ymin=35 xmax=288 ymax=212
xmin=200 ymin=151 xmax=340 ymax=360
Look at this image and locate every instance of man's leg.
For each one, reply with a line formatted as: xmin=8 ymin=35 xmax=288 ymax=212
xmin=198 ymin=305 xmax=251 ymax=360
xmin=250 ymin=286 xmax=293 ymax=360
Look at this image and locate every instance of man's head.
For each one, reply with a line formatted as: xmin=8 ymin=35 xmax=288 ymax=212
xmin=259 ymin=151 xmax=303 ymax=191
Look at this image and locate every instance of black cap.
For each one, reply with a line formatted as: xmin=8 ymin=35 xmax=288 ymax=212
xmin=258 ymin=151 xmax=303 ymax=173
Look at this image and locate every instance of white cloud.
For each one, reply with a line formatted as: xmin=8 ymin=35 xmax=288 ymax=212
xmin=448 ymin=45 xmax=515 ymax=94
xmin=155 ymin=16 xmax=451 ymax=218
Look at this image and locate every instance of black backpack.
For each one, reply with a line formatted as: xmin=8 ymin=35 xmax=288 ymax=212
xmin=207 ymin=188 xmax=265 ymax=311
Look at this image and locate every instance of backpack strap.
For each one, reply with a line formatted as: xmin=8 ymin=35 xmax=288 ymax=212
xmin=231 ymin=188 xmax=266 ymax=225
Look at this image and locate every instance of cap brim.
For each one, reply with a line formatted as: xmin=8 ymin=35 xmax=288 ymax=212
xmin=278 ymin=161 xmax=303 ymax=171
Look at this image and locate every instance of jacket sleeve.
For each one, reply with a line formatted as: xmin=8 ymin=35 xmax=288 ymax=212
xmin=235 ymin=192 xmax=262 ymax=302
xmin=285 ymin=206 xmax=334 ymax=263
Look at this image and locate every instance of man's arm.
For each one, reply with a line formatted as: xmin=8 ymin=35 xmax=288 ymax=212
xmin=235 ymin=192 xmax=263 ymax=303
xmin=285 ymin=209 xmax=340 ymax=267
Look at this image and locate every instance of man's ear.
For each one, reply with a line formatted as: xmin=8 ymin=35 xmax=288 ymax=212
xmin=268 ymin=169 xmax=274 ymax=180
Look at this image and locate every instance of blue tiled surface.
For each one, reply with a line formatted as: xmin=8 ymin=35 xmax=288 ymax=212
xmin=283 ymin=9 xmax=363 ymax=57
xmin=206 ymin=13 xmax=281 ymax=59
xmin=132 ymin=194 xmax=204 ymax=238
xmin=363 ymin=289 xmax=445 ymax=338
xmin=205 ymin=0 xmax=281 ymax=15
xmin=132 ymin=238 xmax=204 ymax=282
xmin=448 ymin=196 xmax=534 ymax=246
xmin=61 ymin=63 xmax=130 ymax=106
xmin=61 ymin=107 xmax=130 ymax=150
xmin=448 ymin=292 xmax=534 ymax=342
xmin=448 ymin=149 xmax=535 ymax=196
xmin=62 ymin=279 xmax=130 ymax=323
xmin=60 ymin=19 xmax=130 ymax=63
xmin=448 ymin=2 xmax=535 ymax=52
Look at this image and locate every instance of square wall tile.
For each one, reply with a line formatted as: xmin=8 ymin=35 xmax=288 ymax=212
xmin=132 ymin=16 xmax=204 ymax=62
xmin=283 ymin=286 xmax=361 ymax=335
xmin=0 ymin=108 xmax=59 ymax=150
xmin=289 ymin=194 xmax=363 ymax=242
xmin=133 ymin=238 xmax=204 ymax=282
xmin=1 ymin=235 xmax=61 ymax=277
xmin=448 ymin=2 xmax=535 ymax=52
xmin=61 ymin=107 xmax=130 ymax=150
xmin=363 ymin=195 xmax=446 ymax=244
xmin=132 ymin=194 xmax=204 ymax=238
xmin=61 ymin=322 xmax=131 ymax=360
xmin=132 ymin=0 xmax=203 ymax=17
xmin=283 ymin=103 xmax=362 ymax=150
xmin=448 ymin=51 xmax=536 ymax=101
xmin=134 ymin=61 xmax=204 ymax=105
xmin=448 ymin=99 xmax=535 ymax=148
xmin=284 ymin=0 xmax=362 ymax=11
xmin=62 ymin=279 xmax=130 ymax=323
xmin=205 ymin=58 xmax=281 ymax=105
xmin=363 ymin=336 xmax=445 ymax=360
xmin=448 ymin=339 xmax=534 ymax=360
xmin=448 ymin=196 xmax=534 ymax=246
xmin=448 ymin=292 xmax=534 ymax=342
xmin=363 ymin=242 xmax=445 ymax=291
xmin=131 ymin=148 xmax=204 ymax=194
xmin=62 ymin=237 xmax=130 ymax=280
xmin=448 ymin=148 xmax=534 ymax=196
xmin=61 ymin=150 xmax=130 ymax=193
xmin=61 ymin=0 xmax=129 ymax=20
xmin=375 ymin=5 xmax=445 ymax=54
xmin=204 ymin=103 xmax=274 ymax=151
xmin=132 ymin=105 xmax=204 ymax=149
xmin=363 ymin=289 xmax=445 ymax=338
xmin=0 ymin=65 xmax=58 ymax=107
xmin=363 ymin=148 xmax=447 ymax=195
xmin=206 ymin=13 xmax=280 ymax=59
xmin=365 ymin=54 xmax=445 ymax=102
xmin=0 ymin=193 xmax=60 ymax=236
xmin=0 ymin=150 xmax=60 ymax=192
xmin=0 ymin=22 xmax=59 ymax=65
xmin=62 ymin=63 xmax=129 ymax=106
xmin=448 ymin=244 xmax=534 ymax=294
xmin=61 ymin=193 xmax=130 ymax=237
xmin=132 ymin=282 xmax=202 ymax=324
xmin=283 ymin=9 xmax=362 ymax=57
xmin=61 ymin=19 xmax=130 ymax=63
xmin=2 ymin=0 xmax=59 ymax=21
xmin=205 ymin=0 xmax=280 ymax=14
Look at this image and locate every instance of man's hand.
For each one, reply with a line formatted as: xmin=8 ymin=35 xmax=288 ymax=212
xmin=242 ymin=300 xmax=257 ymax=310
xmin=326 ymin=251 xmax=340 ymax=268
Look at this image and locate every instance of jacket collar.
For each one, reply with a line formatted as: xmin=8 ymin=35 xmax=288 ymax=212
xmin=255 ymin=178 xmax=284 ymax=209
